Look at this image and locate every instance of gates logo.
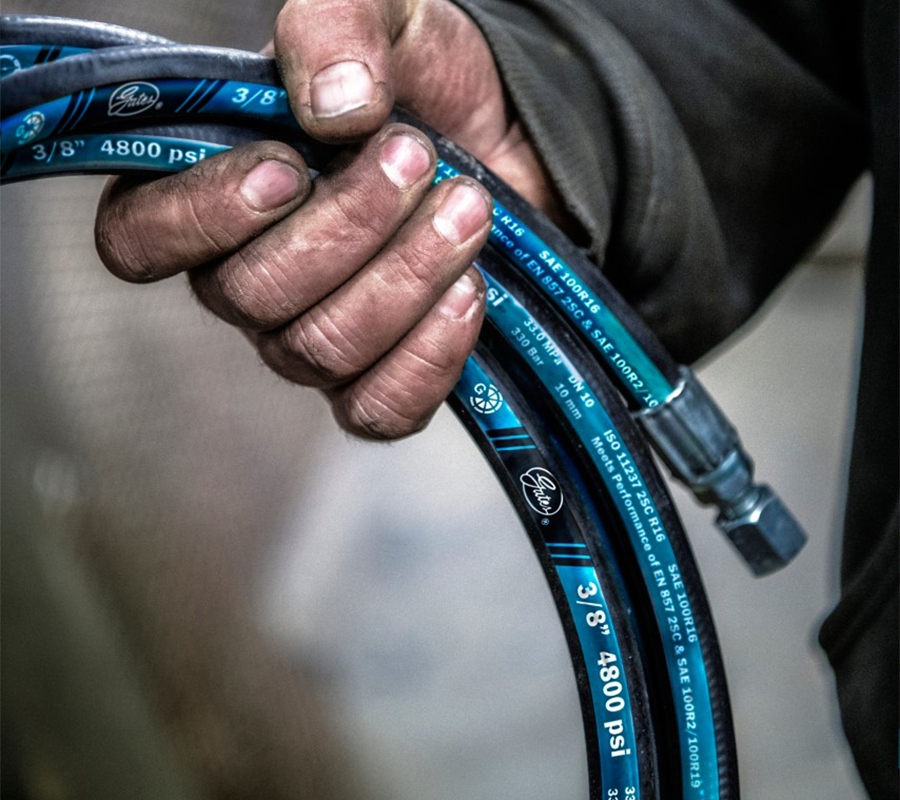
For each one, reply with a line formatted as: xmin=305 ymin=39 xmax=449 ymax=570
xmin=519 ymin=467 xmax=564 ymax=517
xmin=108 ymin=82 xmax=161 ymax=117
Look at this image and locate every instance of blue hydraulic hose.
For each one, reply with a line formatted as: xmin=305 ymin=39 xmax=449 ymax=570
xmin=0 ymin=22 xmax=752 ymax=799
xmin=3 ymin=129 xmax=728 ymax=800
xmin=0 ymin=72 xmax=674 ymax=408
xmin=3 ymin=31 xmax=808 ymax=580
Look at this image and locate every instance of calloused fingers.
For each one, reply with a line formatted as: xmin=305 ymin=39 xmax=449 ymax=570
xmin=188 ymin=123 xmax=438 ymax=331
xmin=252 ymin=175 xmax=492 ymax=387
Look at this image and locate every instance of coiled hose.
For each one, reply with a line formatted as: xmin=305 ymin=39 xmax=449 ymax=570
xmin=0 ymin=14 xmax=806 ymax=798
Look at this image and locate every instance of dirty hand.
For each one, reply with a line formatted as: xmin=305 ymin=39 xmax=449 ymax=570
xmin=95 ymin=0 xmax=555 ymax=439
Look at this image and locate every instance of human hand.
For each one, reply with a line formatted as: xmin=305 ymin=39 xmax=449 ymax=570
xmin=95 ymin=0 xmax=556 ymax=439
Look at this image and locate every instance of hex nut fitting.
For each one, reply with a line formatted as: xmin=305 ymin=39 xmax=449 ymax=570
xmin=717 ymin=486 xmax=807 ymax=576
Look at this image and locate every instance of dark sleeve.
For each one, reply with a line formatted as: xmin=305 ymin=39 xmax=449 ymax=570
xmin=452 ymin=0 xmax=867 ymax=361
xmin=819 ymin=2 xmax=899 ymax=797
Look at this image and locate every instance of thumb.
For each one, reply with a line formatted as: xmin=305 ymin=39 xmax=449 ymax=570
xmin=274 ymin=0 xmax=411 ymax=142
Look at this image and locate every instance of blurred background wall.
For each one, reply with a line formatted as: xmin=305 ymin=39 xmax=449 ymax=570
xmin=1 ymin=2 xmax=871 ymax=798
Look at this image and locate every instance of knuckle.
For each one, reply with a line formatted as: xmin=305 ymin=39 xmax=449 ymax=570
xmin=333 ymin=332 xmax=466 ymax=441
xmin=404 ymin=336 xmax=463 ymax=378
xmin=94 ymin=156 xmax=255 ymax=284
xmin=384 ymin=325 xmax=474 ymax=398
xmin=382 ymin=239 xmax=447 ymax=295
xmin=282 ymin=311 xmax=365 ymax=386
xmin=181 ymin=184 xmax=243 ymax=254
xmin=210 ymin=250 xmax=298 ymax=330
xmin=329 ymin=182 xmax=393 ymax=242
xmin=94 ymin=197 xmax=157 ymax=283
xmin=338 ymin=388 xmax=429 ymax=441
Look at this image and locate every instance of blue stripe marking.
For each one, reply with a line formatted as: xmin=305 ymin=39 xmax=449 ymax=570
xmin=490 ymin=434 xmax=531 ymax=441
xmin=548 ymin=543 xmax=588 ymax=548
xmin=186 ymin=81 xmax=216 ymax=113
xmin=551 ymin=553 xmax=592 ymax=560
xmin=494 ymin=444 xmax=537 ymax=452
xmin=68 ymin=86 xmax=94 ymax=132
xmin=54 ymin=91 xmax=81 ymax=135
xmin=175 ymin=79 xmax=206 ymax=113
xmin=189 ymin=79 xmax=224 ymax=113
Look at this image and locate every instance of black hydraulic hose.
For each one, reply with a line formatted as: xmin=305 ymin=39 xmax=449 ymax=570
xmin=1 ymin=21 xmax=740 ymax=796
xmin=476 ymin=249 xmax=739 ymax=796
xmin=2 ymin=139 xmax=672 ymax=798
xmin=2 ymin=118 xmax=684 ymax=799
xmin=1 ymin=13 xmax=171 ymax=48
xmin=0 ymin=16 xmax=751 ymax=800
xmin=0 ymin=13 xmax=171 ymax=76
xmin=0 ymin=123 xmax=727 ymax=796
xmin=455 ymin=340 xmax=662 ymax=800
xmin=0 ymin=22 xmax=809 ymax=575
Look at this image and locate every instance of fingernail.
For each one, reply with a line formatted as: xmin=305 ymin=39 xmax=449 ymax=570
xmin=433 ymin=183 xmax=491 ymax=245
xmin=311 ymin=61 xmax=375 ymax=119
xmin=380 ymin=134 xmax=432 ymax=189
xmin=240 ymin=160 xmax=303 ymax=211
xmin=440 ymin=272 xmax=479 ymax=318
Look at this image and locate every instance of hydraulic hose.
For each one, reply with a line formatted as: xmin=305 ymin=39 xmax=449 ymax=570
xmin=0 ymin=15 xmax=796 ymax=799
xmin=0 ymin=79 xmax=666 ymax=800
xmin=0 ymin=13 xmax=169 ymax=76
xmin=0 ymin=20 xmax=808 ymax=575
xmin=2 ymin=135 xmax=669 ymax=797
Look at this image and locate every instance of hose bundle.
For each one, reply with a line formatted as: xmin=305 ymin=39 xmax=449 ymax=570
xmin=0 ymin=15 xmax=808 ymax=798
